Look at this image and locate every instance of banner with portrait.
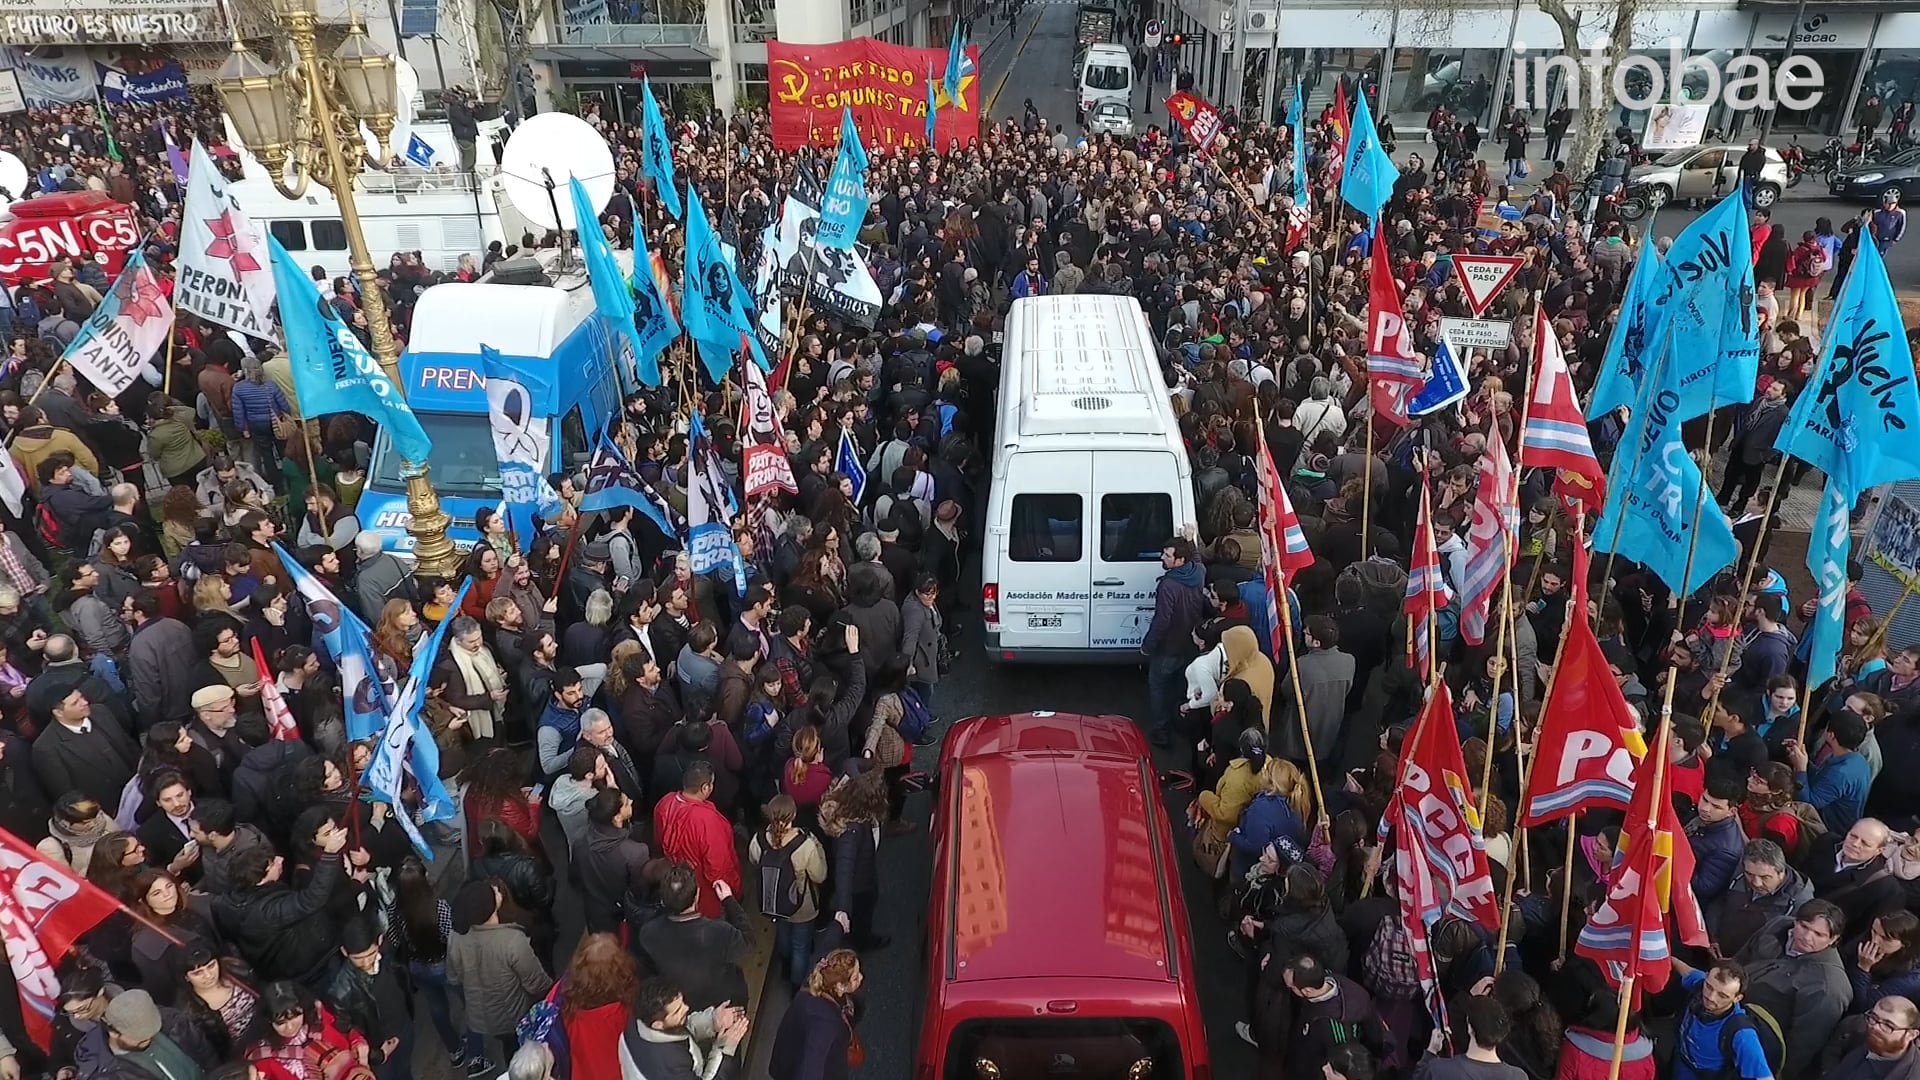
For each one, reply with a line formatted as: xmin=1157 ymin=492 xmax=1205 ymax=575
xmin=767 ymin=37 xmax=981 ymax=152
xmin=769 ymin=193 xmax=882 ymax=329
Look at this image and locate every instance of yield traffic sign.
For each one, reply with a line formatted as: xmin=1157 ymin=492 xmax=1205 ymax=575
xmin=1450 ymin=254 xmax=1524 ymax=317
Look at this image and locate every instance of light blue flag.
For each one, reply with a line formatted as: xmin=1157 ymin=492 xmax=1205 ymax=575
xmin=361 ymin=577 xmax=470 ymax=857
xmin=1586 ymin=246 xmax=1668 ymax=420
xmin=1590 ymin=354 xmax=1741 ymax=596
xmin=926 ymin=64 xmax=939 ymax=145
xmin=275 ymin=543 xmax=390 ymax=741
xmin=480 ymin=346 xmax=564 ymax=549
xmin=1775 ymin=236 xmax=1920 ymax=496
xmin=641 ymin=79 xmax=681 ymax=219
xmin=682 ymin=185 xmax=764 ymax=381
xmin=577 ymin=435 xmax=684 ymax=539
xmin=1339 ymin=91 xmax=1399 ymax=220
xmin=569 ymin=176 xmax=658 ymax=388
xmin=405 ymin=132 xmax=435 ymax=167
xmin=628 ymin=232 xmax=677 ymax=388
xmin=837 ymin=425 xmax=867 ymax=504
xmin=268 ymin=237 xmax=433 ymax=464
xmin=1288 ymin=82 xmax=1308 ymax=209
xmin=817 ymin=110 xmax=871 ymax=250
xmin=1649 ymin=190 xmax=1759 ymax=422
xmin=1408 ymin=334 xmax=1469 ymax=416
xmin=943 ymin=23 xmax=966 ymax=105
xmin=1803 ymin=480 xmax=1855 ymax=695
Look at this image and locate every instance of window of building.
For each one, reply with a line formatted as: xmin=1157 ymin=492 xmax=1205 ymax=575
xmin=730 ymin=0 xmax=767 ymax=24
xmin=849 ymin=0 xmax=869 ymax=28
xmin=268 ymin=220 xmax=307 ymax=251
xmin=738 ymin=63 xmax=769 ymax=108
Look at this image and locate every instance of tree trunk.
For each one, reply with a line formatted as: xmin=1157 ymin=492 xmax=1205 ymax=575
xmin=1538 ymin=0 xmax=1638 ymax=176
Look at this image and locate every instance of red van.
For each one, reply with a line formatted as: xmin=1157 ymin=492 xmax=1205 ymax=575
xmin=914 ymin=711 xmax=1212 ymax=1080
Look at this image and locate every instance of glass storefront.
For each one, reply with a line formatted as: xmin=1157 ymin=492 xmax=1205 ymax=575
xmin=1387 ymin=47 xmax=1503 ymax=132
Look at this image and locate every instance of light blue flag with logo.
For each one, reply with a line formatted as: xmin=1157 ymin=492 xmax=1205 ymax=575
xmin=481 ymin=345 xmax=564 ymax=549
xmin=361 ymin=577 xmax=470 ymax=857
xmin=682 ymin=185 xmax=765 ymax=382
xmin=1777 ymin=237 xmax=1920 ymax=693
xmin=626 ymin=230 xmax=677 ymax=389
xmin=1339 ymin=91 xmax=1399 ymax=220
xmin=1590 ymin=354 xmax=1740 ymax=596
xmin=641 ymin=78 xmax=681 ymax=219
xmin=269 ymin=237 xmax=433 ymax=464
xmin=1408 ymin=334 xmax=1469 ymax=417
xmin=926 ymin=64 xmax=939 ymax=145
xmin=837 ymin=425 xmax=867 ymax=504
xmin=1586 ymin=246 xmax=1668 ymax=421
xmin=1649 ymin=189 xmax=1759 ymax=422
xmin=569 ymin=175 xmax=662 ymax=388
xmin=943 ymin=22 xmax=966 ymax=105
xmin=405 ymin=133 xmax=435 ymax=168
xmin=1288 ymin=81 xmax=1308 ymax=209
xmin=275 ymin=543 xmax=391 ymax=742
xmin=817 ymin=109 xmax=871 ymax=251
xmin=577 ymin=435 xmax=684 ymax=540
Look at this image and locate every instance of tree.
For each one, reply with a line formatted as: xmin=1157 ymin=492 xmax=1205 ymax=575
xmin=1535 ymin=0 xmax=1639 ymax=174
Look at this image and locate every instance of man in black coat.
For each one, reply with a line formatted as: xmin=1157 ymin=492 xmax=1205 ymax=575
xmin=31 ymin=685 xmax=135 ymax=812
xmin=633 ymin=863 xmax=749 ymax=1011
xmin=578 ymin=789 xmax=652 ymax=934
xmin=27 ymin=633 xmax=131 ymax=735
xmin=1801 ymin=818 xmax=1906 ymax=931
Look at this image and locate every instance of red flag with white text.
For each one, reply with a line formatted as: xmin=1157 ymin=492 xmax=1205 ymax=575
xmin=1458 ymin=428 xmax=1516 ymax=646
xmin=253 ymin=639 xmax=300 ymax=742
xmin=1367 ymin=229 xmax=1424 ymax=428
xmin=1518 ymin=307 xmax=1605 ymax=512
xmin=1385 ymin=682 xmax=1502 ymax=930
xmin=1256 ymin=433 xmax=1316 ymax=659
xmin=1575 ymin=741 xmax=1709 ymax=993
xmin=1404 ymin=486 xmax=1453 ymax=679
xmin=0 ymin=828 xmax=125 ymax=1048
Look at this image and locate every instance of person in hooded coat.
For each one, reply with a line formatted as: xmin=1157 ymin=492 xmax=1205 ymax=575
xmin=1218 ymin=624 xmax=1275 ymax=729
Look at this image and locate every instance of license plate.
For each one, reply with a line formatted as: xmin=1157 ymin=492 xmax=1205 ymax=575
xmin=1028 ymin=614 xmax=1063 ymax=628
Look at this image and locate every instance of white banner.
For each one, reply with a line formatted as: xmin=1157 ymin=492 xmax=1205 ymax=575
xmin=62 ymin=249 xmax=172 ymax=396
xmin=770 ymin=194 xmax=882 ymax=328
xmin=176 ymin=140 xmax=276 ymax=339
xmin=12 ymin=49 xmax=95 ymax=105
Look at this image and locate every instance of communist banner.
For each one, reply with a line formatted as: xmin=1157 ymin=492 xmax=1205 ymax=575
xmin=768 ymin=38 xmax=983 ymax=152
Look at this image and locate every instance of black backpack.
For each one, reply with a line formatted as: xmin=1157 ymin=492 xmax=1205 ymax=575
xmin=1683 ymin=1001 xmax=1786 ymax=1080
xmin=757 ymin=829 xmax=811 ymax=921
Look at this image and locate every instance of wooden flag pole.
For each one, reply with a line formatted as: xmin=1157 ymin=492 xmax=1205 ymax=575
xmin=1870 ymin=574 xmax=1920 ymax=656
xmin=1480 ymin=332 xmax=1536 ymax=817
xmin=1360 ymin=419 xmax=1374 ymax=562
xmin=1545 ymin=507 xmax=1588 ymax=958
xmin=1257 ymin=418 xmax=1327 ymax=822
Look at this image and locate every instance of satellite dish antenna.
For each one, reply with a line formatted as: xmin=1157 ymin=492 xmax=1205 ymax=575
xmin=0 ymin=152 xmax=28 ymax=208
xmin=497 ymin=112 xmax=615 ymax=231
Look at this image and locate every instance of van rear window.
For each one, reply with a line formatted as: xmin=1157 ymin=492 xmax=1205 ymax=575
xmin=1009 ymin=494 xmax=1082 ymax=562
xmin=1100 ymin=493 xmax=1173 ymax=561
xmin=1085 ymin=64 xmax=1130 ymax=91
xmin=945 ymin=1017 xmax=1180 ymax=1079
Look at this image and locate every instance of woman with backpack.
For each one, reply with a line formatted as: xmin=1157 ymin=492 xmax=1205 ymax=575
xmin=749 ymin=793 xmax=827 ymax=987
xmin=860 ymin=654 xmax=915 ymax=834
xmin=1784 ymin=230 xmax=1826 ymax=321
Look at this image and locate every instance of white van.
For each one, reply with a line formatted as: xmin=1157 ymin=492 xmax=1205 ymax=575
xmin=1078 ymin=43 xmax=1135 ymax=123
xmin=981 ymin=295 xmax=1197 ymax=663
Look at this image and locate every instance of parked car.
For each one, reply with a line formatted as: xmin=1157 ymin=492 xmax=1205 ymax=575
xmin=1088 ymin=101 xmax=1135 ymax=136
xmin=1623 ymin=143 xmax=1788 ymax=211
xmin=1829 ymin=146 xmax=1920 ymax=202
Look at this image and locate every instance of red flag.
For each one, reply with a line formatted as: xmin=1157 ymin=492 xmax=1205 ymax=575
xmin=1404 ymin=485 xmax=1452 ymax=678
xmin=1367 ymin=229 xmax=1424 ymax=428
xmin=1391 ymin=786 xmax=1452 ymax=1040
xmin=1459 ymin=429 xmax=1516 ymax=646
xmin=1518 ymin=307 xmax=1605 ymax=511
xmin=1165 ymin=90 xmax=1224 ymax=159
xmin=252 ymin=639 xmax=300 ymax=742
xmin=1517 ymin=614 xmax=1647 ymax=826
xmin=1284 ymin=200 xmax=1311 ymax=254
xmin=1256 ymin=433 xmax=1316 ymax=660
xmin=1575 ymin=741 xmax=1709 ymax=993
xmin=0 ymin=828 xmax=125 ymax=1047
xmin=1328 ymin=82 xmax=1351 ymax=184
xmin=1390 ymin=682 xmax=1502 ymax=930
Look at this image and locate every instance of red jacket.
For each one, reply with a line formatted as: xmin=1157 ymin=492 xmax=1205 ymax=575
xmin=564 ymin=1000 xmax=630 ymax=1080
xmin=654 ymin=791 xmax=742 ymax=918
xmin=1558 ymin=1026 xmax=1654 ymax=1080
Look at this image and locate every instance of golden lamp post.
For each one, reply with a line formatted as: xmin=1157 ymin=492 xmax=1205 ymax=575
xmin=215 ymin=2 xmax=462 ymax=577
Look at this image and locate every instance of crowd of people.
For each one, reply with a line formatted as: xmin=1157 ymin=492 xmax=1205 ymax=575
xmin=0 ymin=46 xmax=1916 ymax=1080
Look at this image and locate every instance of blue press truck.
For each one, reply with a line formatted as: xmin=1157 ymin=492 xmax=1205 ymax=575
xmin=356 ymin=266 xmax=631 ymax=557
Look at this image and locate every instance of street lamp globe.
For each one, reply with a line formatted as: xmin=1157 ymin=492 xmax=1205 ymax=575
xmin=215 ymin=42 xmax=294 ymax=157
xmin=333 ymin=25 xmax=399 ymax=155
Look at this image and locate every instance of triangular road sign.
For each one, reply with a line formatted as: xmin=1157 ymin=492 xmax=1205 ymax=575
xmin=1451 ymin=254 xmax=1524 ymax=317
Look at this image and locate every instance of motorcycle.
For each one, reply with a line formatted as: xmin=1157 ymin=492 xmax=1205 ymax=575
xmin=1781 ymin=138 xmax=1807 ymax=188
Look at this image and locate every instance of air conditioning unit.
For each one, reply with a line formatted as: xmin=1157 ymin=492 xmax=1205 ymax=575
xmin=1243 ymin=7 xmax=1275 ymax=31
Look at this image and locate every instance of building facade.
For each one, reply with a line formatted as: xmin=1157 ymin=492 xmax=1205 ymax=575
xmin=523 ymin=0 xmax=933 ymax=121
xmin=1154 ymin=0 xmax=1920 ymax=148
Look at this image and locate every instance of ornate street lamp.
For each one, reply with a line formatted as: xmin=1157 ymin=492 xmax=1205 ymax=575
xmin=216 ymin=6 xmax=461 ymax=577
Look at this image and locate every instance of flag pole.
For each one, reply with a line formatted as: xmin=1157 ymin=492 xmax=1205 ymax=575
xmin=1360 ymin=419 xmax=1374 ymax=562
xmin=1258 ymin=418 xmax=1327 ymax=822
xmin=1701 ymin=454 xmax=1792 ymax=722
xmin=1593 ymin=317 xmax=1678 ymax=629
xmin=161 ymin=321 xmax=179 ymax=402
xmin=1605 ymin=974 xmax=1638 ymax=1080
xmin=1424 ymin=482 xmax=1441 ymax=686
xmin=1480 ymin=320 xmax=1537 ymax=816
xmin=1548 ymin=507 xmax=1588 ymax=957
xmin=1870 ymin=573 xmax=1920 ymax=655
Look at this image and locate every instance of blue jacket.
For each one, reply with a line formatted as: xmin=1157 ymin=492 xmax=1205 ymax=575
xmin=1799 ymin=750 xmax=1872 ymax=833
xmin=231 ymin=378 xmax=289 ymax=431
xmin=1227 ymin=790 xmax=1307 ymax=875
xmin=1010 ymin=269 xmax=1047 ymax=298
xmin=1142 ymin=560 xmax=1205 ymax=657
xmin=1686 ymin=813 xmax=1746 ymax=905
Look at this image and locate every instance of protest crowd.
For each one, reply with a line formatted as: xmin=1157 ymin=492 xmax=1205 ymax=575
xmin=1 ymin=39 xmax=1919 ymax=1080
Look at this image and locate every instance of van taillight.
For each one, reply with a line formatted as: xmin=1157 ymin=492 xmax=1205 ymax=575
xmin=982 ymin=583 xmax=999 ymax=622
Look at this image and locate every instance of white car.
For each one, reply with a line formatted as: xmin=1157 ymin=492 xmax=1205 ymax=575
xmin=1089 ymin=101 xmax=1134 ymax=136
xmin=1626 ymin=144 xmax=1788 ymax=209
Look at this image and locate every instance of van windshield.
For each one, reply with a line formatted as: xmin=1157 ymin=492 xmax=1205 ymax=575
xmin=945 ymin=1018 xmax=1180 ymax=1079
xmin=1085 ymin=64 xmax=1130 ymax=91
xmin=370 ymin=412 xmax=504 ymax=496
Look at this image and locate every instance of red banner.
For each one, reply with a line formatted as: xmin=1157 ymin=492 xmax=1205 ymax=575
xmin=768 ymin=38 xmax=983 ymax=152
xmin=1517 ymin=614 xmax=1645 ymax=826
xmin=1391 ymin=683 xmax=1502 ymax=931
xmin=1164 ymin=90 xmax=1223 ymax=158
xmin=0 ymin=827 xmax=124 ymax=1048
